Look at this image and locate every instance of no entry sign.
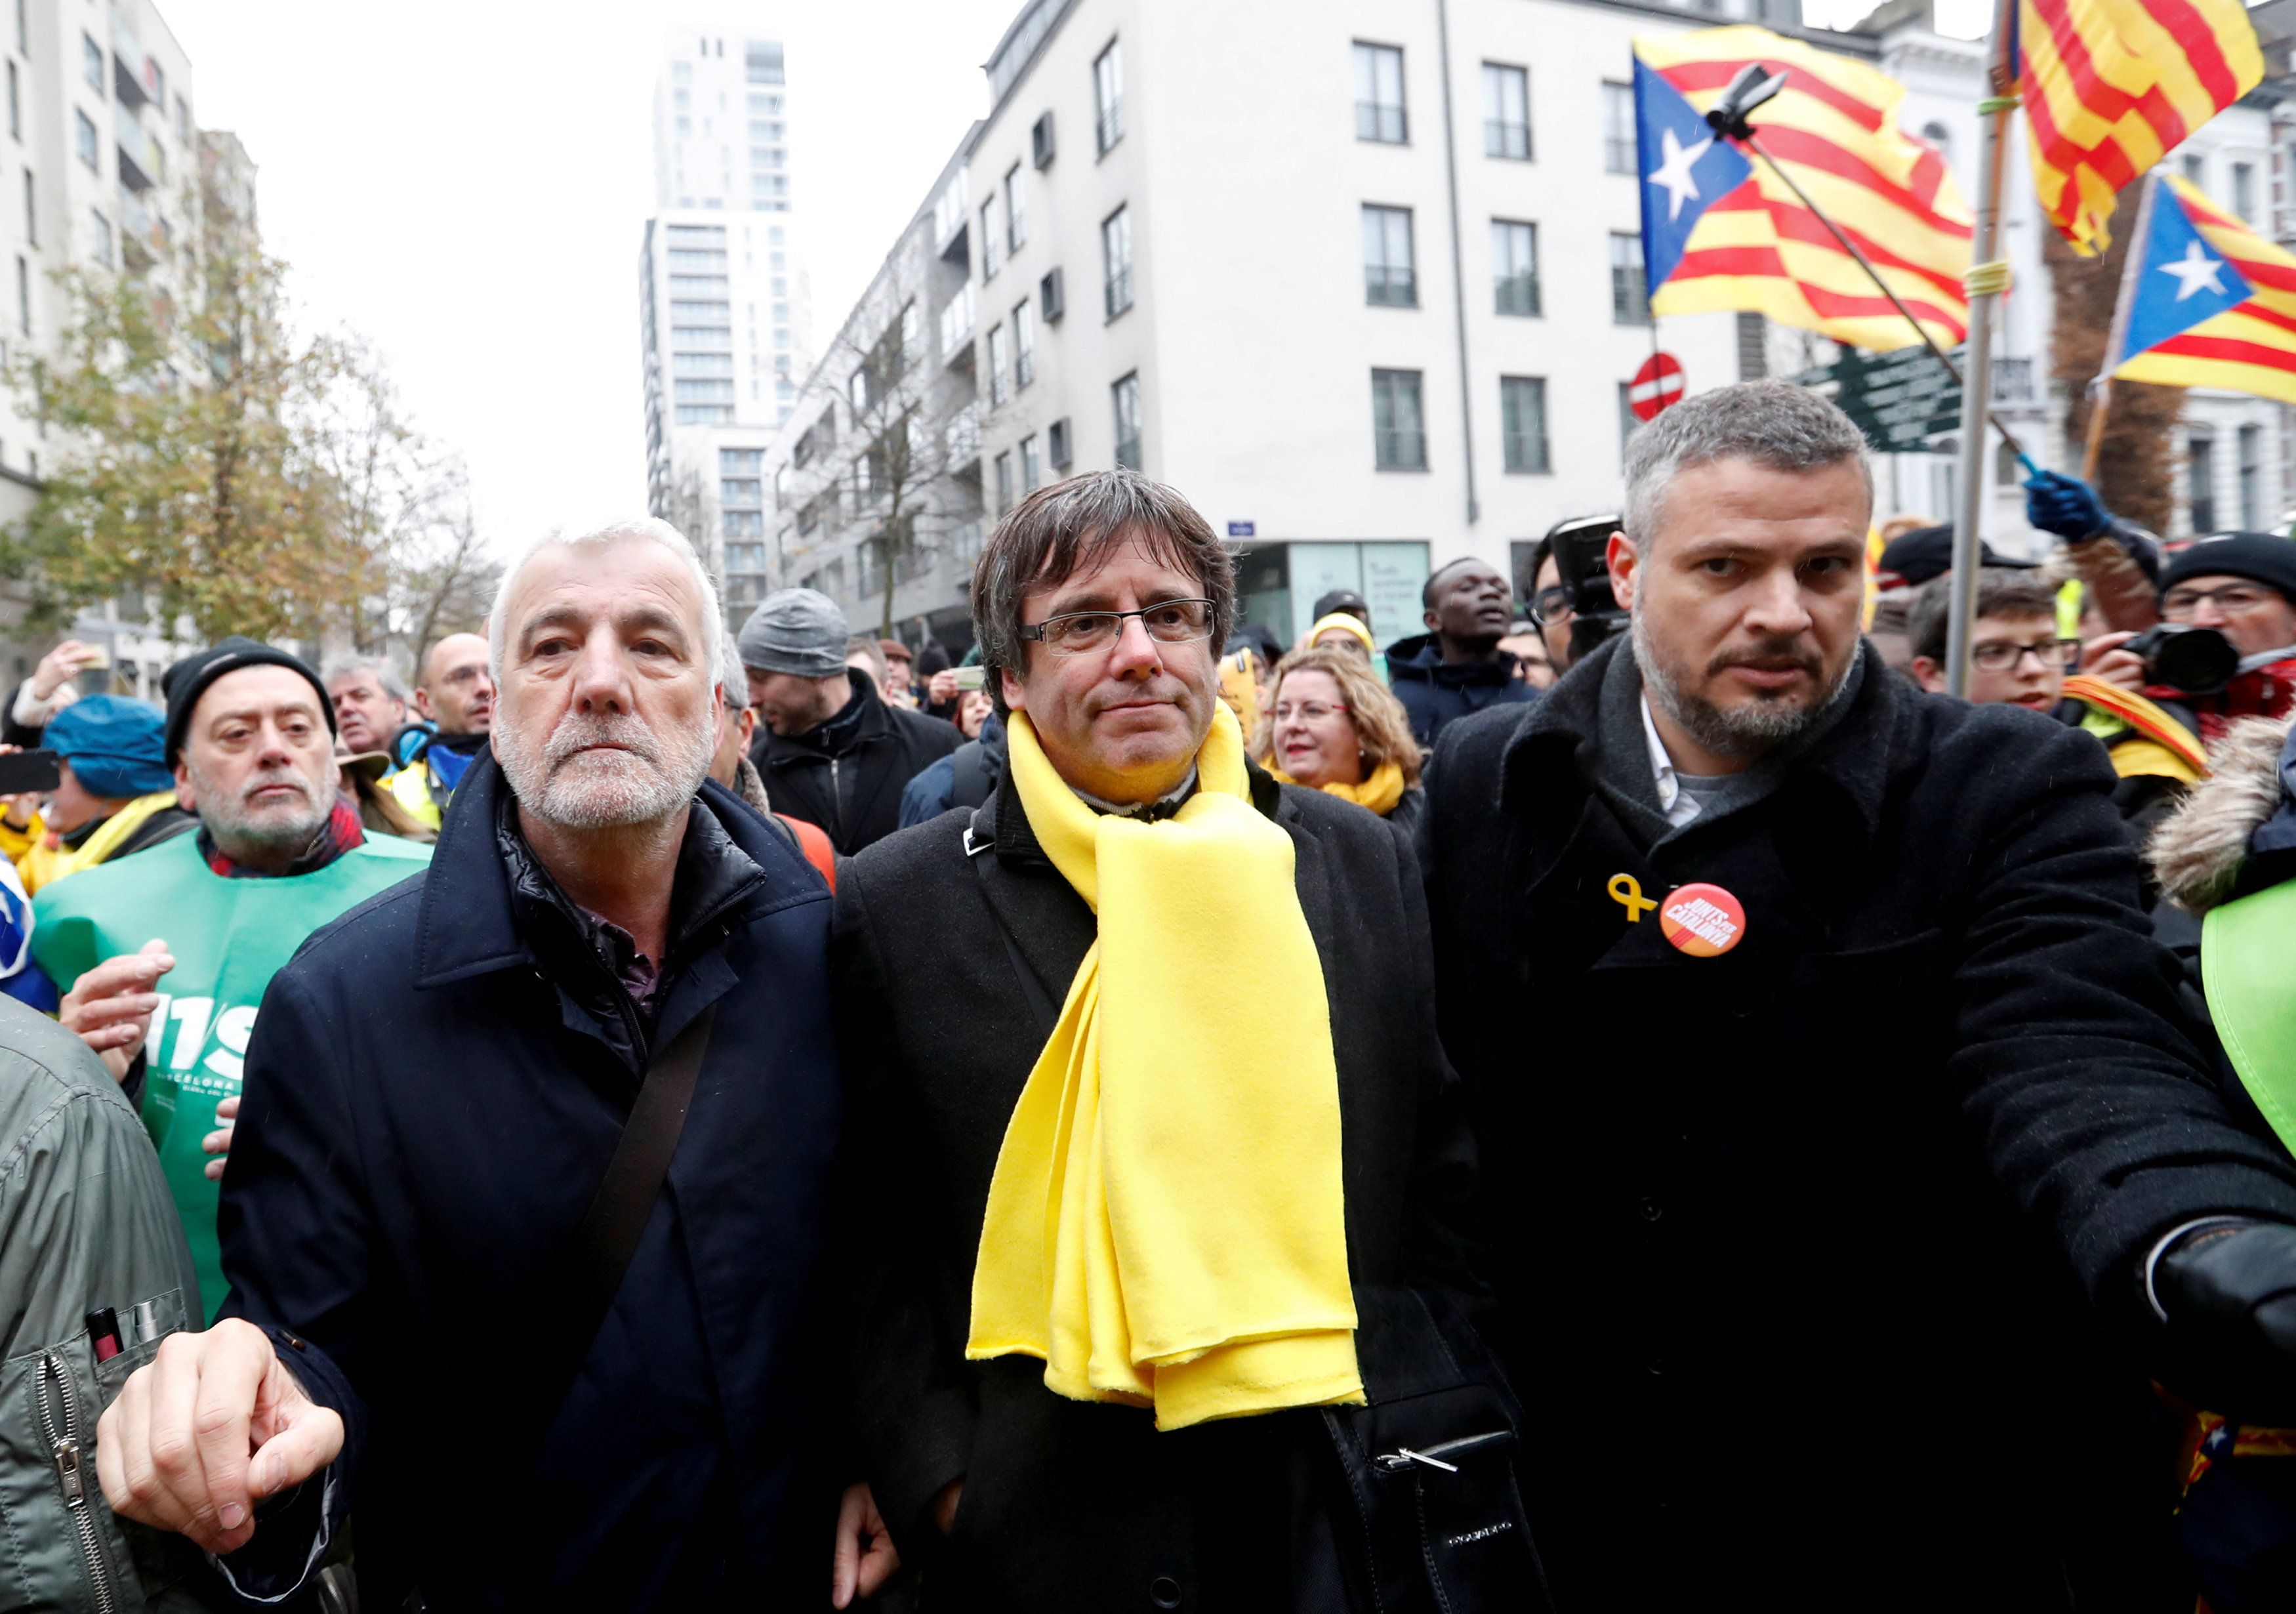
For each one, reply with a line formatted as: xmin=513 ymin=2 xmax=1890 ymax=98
xmin=1629 ymin=352 xmax=1685 ymax=423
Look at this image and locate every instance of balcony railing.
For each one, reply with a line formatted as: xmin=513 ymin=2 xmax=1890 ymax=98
xmin=939 ymin=285 xmax=974 ymax=363
xmin=115 ymin=105 xmax=159 ymax=192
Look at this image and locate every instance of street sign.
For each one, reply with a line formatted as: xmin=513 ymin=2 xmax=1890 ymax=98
xmin=1791 ymin=345 xmax=1963 ymax=453
xmin=1629 ymin=352 xmax=1686 ymax=422
xmin=1227 ymin=521 xmax=1256 ymax=538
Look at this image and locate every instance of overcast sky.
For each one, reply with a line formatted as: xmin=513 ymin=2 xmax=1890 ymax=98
xmin=154 ymin=0 xmax=2008 ymax=556
xmin=155 ymin=0 xmax=1020 ymax=553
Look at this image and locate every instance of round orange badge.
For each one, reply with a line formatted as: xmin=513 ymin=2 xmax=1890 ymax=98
xmin=1658 ymin=883 xmax=1746 ymax=958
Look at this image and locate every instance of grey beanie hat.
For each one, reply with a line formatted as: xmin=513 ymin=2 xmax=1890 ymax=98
xmin=738 ymin=588 xmax=850 ymax=678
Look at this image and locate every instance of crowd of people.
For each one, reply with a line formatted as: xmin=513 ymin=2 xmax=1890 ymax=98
xmin=9 ymin=378 xmax=2296 ymax=1612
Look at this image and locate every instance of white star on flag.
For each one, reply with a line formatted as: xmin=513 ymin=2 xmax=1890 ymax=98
xmin=2158 ymin=239 xmax=2232 ymax=302
xmin=1647 ymin=129 xmax=1714 ymax=224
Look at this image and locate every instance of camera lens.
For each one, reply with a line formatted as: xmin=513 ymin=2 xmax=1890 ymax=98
xmin=2132 ymin=623 xmax=2240 ymax=695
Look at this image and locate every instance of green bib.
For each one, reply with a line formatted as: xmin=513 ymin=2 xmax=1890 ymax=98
xmin=2204 ymin=877 xmax=2296 ymax=1161
xmin=31 ymin=830 xmax=432 ymax=1318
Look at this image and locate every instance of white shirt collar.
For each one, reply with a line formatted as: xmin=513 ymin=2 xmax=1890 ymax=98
xmin=1640 ymin=694 xmax=1703 ymax=829
xmin=1073 ymin=764 xmax=1200 ymax=818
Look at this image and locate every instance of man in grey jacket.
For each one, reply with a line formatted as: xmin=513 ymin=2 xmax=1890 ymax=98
xmin=0 ymin=994 xmax=205 ymax=1610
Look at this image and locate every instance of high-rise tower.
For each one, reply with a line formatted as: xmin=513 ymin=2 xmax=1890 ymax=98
xmin=640 ymin=26 xmax=808 ymax=629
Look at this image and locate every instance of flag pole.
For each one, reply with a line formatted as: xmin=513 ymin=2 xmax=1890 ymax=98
xmin=1944 ymin=0 xmax=2020 ymax=698
xmin=1734 ymin=131 xmax=2034 ymax=467
xmin=2080 ymin=167 xmax=2163 ymax=481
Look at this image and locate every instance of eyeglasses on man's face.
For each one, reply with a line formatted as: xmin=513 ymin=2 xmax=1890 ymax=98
xmin=1967 ymin=636 xmax=2083 ymax=673
xmin=1017 ymin=598 xmax=1217 ymax=657
xmin=1529 ymin=586 xmax=1574 ymax=628
xmin=2162 ymin=583 xmax=2279 ymax=619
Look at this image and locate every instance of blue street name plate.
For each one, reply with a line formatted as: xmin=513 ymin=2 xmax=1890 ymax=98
xmin=1227 ymin=521 xmax=1256 ymax=537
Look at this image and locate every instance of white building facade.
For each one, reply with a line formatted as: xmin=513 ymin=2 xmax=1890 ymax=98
xmin=640 ymin=26 xmax=812 ymax=630
xmin=0 ymin=0 xmax=210 ymax=694
xmin=776 ymin=0 xmax=2296 ymax=654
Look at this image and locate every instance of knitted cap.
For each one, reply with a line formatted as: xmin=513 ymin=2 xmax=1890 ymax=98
xmin=737 ymin=589 xmax=850 ymax=678
xmin=2159 ymin=533 xmax=2296 ymax=606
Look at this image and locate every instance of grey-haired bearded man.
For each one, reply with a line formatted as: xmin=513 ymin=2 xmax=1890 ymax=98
xmin=1420 ymin=380 xmax=2296 ymax=1611
xmin=96 ymin=518 xmax=843 ymax=1611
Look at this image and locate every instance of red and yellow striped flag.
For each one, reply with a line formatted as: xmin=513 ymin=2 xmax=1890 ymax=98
xmin=2020 ymin=0 xmax=2263 ymax=255
xmin=1636 ymin=28 xmax=1974 ymax=352
xmin=2114 ymin=176 xmax=2296 ymax=404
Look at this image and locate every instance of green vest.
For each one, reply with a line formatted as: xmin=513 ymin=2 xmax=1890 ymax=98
xmin=2204 ymin=877 xmax=2296 ymax=1160
xmin=30 ymin=829 xmax=433 ymax=1318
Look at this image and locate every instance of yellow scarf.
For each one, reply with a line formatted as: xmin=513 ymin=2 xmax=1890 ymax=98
xmin=1269 ymin=758 xmax=1406 ymax=817
xmin=968 ymin=703 xmax=1363 ymax=1431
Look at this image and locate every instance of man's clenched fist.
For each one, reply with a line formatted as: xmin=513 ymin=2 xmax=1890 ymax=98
xmin=96 ymin=1318 xmax=344 ymax=1556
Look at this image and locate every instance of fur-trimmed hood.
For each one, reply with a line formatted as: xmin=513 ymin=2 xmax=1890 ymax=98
xmin=2149 ymin=713 xmax=2296 ymax=914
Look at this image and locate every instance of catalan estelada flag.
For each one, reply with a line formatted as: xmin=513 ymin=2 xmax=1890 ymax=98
xmin=2020 ymin=0 xmax=2263 ymax=256
xmin=2108 ymin=173 xmax=2296 ymax=404
xmin=1634 ymin=26 xmax=1972 ymax=352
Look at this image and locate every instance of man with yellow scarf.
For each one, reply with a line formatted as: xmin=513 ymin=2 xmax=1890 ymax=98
xmin=829 ymin=470 xmax=1516 ymax=1613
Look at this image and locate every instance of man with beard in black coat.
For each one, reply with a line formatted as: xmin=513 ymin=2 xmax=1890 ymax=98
xmin=1421 ymin=381 xmax=2296 ymax=1612
xmin=827 ymin=470 xmax=1513 ymax=1613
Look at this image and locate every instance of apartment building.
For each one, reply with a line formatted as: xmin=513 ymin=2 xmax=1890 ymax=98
xmin=640 ymin=26 xmax=814 ymax=630
xmin=775 ymin=0 xmax=2296 ymax=655
xmin=0 ymin=0 xmax=210 ymax=695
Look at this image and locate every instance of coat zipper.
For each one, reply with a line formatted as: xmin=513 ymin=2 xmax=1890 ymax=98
xmin=36 ymin=1349 xmax=117 ymax=1614
xmin=829 ymin=755 xmax=842 ymax=841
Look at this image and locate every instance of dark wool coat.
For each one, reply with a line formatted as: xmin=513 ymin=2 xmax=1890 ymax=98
xmin=832 ymin=770 xmax=1485 ymax=1614
xmin=754 ymin=668 xmax=961 ymax=856
xmin=1422 ymin=638 xmax=2296 ymax=1613
xmin=213 ymin=755 xmax=842 ymax=1610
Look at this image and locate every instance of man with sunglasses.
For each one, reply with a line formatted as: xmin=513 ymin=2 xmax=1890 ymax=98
xmin=826 ymin=470 xmax=1494 ymax=1611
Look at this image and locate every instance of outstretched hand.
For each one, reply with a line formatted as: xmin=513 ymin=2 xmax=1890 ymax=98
xmin=96 ymin=1318 xmax=344 ymax=1556
xmin=60 ymin=939 xmax=174 ymax=1082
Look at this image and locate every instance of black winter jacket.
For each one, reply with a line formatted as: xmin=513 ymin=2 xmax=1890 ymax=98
xmin=1383 ymin=633 xmax=1536 ymax=749
xmin=754 ymin=669 xmax=960 ymax=856
xmin=1422 ymin=637 xmax=2296 ymax=1613
xmin=832 ymin=766 xmax=1486 ymax=1613
xmin=213 ymin=753 xmax=843 ymax=1610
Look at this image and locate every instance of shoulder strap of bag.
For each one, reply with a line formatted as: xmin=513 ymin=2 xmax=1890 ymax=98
xmin=570 ymin=1003 xmax=719 ymax=1327
xmin=967 ymin=811 xmax=1059 ymax=1039
xmin=949 ymin=741 xmax=991 ymax=809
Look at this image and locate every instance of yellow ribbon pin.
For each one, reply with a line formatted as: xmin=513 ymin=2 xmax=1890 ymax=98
xmin=1609 ymin=873 xmax=1657 ymax=922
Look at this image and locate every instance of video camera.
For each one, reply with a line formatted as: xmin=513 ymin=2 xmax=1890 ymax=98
xmin=1545 ymin=514 xmax=1631 ymax=664
xmin=2123 ymin=623 xmax=2240 ymax=695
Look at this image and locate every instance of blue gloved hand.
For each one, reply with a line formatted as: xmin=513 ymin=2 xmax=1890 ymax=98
xmin=2024 ymin=468 xmax=2110 ymax=541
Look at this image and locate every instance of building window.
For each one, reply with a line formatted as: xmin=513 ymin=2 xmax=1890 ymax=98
xmin=1094 ymin=39 xmax=1123 ymax=154
xmin=1006 ymin=163 xmax=1026 ymax=253
xmin=988 ymin=322 xmax=1011 ymax=406
xmin=89 ymin=207 xmax=107 ymax=266
xmin=22 ymin=169 xmax=33 ymax=247
xmin=1492 ymin=219 xmax=1538 ymax=316
xmin=80 ymin=32 xmax=100 ymax=93
xmin=1736 ymin=312 xmax=1768 ymax=381
xmin=1021 ymin=432 xmax=1042 ymax=494
xmin=1102 ymin=205 xmax=1132 ymax=319
xmin=1483 ymin=64 xmax=1530 ymax=160
xmin=2190 ymin=436 xmax=2217 ymax=532
xmin=1603 ymin=83 xmax=1637 ymax=175
xmin=2240 ymin=423 xmax=2263 ymax=529
xmin=1363 ymin=205 xmax=1416 ymax=307
xmin=73 ymin=109 xmax=94 ymax=171
xmin=1113 ymin=371 xmax=1143 ymax=469
xmin=2184 ymin=152 xmax=2206 ymax=190
xmin=13 ymin=253 xmax=24 ymax=337
xmin=1354 ymin=43 xmax=1406 ymax=144
xmin=1501 ymin=377 xmax=1550 ymax=474
xmin=1014 ymin=297 xmax=1036 ymax=388
xmin=12 ymin=0 xmax=22 ymax=58
xmin=981 ymin=193 xmax=1003 ymax=279
xmin=722 ymin=447 xmax=764 ymax=474
xmin=2234 ymin=161 xmax=2256 ymax=222
xmin=995 ymin=449 xmax=1015 ymax=513
xmin=1610 ymin=233 xmax=1649 ymax=324
xmin=7 ymin=64 xmax=18 ymax=144
xmin=1372 ymin=369 xmax=1426 ymax=471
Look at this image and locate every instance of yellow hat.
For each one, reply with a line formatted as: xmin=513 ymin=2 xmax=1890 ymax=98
xmin=1302 ymin=612 xmax=1376 ymax=655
